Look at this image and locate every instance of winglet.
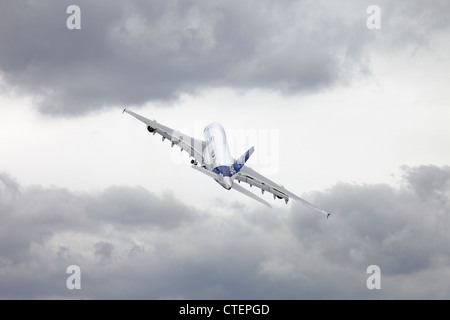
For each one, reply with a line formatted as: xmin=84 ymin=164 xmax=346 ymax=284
xmin=122 ymin=108 xmax=127 ymax=114
xmin=327 ymin=212 xmax=331 ymax=219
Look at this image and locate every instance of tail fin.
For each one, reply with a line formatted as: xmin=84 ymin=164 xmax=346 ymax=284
xmin=233 ymin=146 xmax=254 ymax=174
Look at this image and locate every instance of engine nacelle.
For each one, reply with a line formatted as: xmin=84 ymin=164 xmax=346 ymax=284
xmin=147 ymin=126 xmax=156 ymax=133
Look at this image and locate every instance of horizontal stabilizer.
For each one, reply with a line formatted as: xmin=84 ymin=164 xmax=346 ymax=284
xmin=191 ymin=165 xmax=220 ymax=180
xmin=232 ymin=183 xmax=272 ymax=208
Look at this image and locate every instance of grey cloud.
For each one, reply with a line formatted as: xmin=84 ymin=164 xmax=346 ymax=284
xmin=0 ymin=172 xmax=196 ymax=268
xmin=402 ymin=165 xmax=450 ymax=200
xmin=0 ymin=0 xmax=390 ymax=116
xmin=85 ymin=186 xmax=196 ymax=229
xmin=289 ymin=165 xmax=450 ymax=287
xmin=1 ymin=165 xmax=450 ymax=299
xmin=0 ymin=173 xmax=90 ymax=265
xmin=2 ymin=1 xmax=448 ymax=117
xmin=380 ymin=0 xmax=450 ymax=48
xmin=94 ymin=241 xmax=114 ymax=263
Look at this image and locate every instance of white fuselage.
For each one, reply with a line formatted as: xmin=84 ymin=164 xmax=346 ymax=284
xmin=203 ymin=123 xmax=234 ymax=190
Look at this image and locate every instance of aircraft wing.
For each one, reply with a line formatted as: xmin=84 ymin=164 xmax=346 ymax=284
xmin=123 ymin=109 xmax=207 ymax=164
xmin=236 ymin=166 xmax=331 ymax=218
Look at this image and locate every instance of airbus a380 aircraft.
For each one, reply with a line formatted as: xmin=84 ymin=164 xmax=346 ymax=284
xmin=123 ymin=109 xmax=331 ymax=218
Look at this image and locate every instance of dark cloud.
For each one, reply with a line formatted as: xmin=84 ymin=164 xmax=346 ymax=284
xmin=290 ymin=165 xmax=450 ymax=284
xmin=2 ymin=1 xmax=449 ymax=117
xmin=0 ymin=172 xmax=197 ymax=269
xmin=0 ymin=165 xmax=450 ymax=299
xmin=94 ymin=241 xmax=114 ymax=263
xmin=0 ymin=0 xmax=380 ymax=116
xmin=85 ymin=186 xmax=196 ymax=229
xmin=402 ymin=165 xmax=450 ymax=200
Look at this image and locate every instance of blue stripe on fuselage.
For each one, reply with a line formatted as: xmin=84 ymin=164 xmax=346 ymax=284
xmin=233 ymin=162 xmax=244 ymax=173
xmin=213 ymin=165 xmax=234 ymax=177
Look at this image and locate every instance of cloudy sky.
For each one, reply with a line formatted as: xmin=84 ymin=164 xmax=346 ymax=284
xmin=0 ymin=0 xmax=450 ymax=299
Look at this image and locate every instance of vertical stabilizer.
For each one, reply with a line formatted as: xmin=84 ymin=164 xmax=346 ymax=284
xmin=233 ymin=146 xmax=254 ymax=174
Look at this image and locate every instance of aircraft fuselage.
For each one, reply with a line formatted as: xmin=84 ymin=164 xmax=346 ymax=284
xmin=203 ymin=122 xmax=234 ymax=190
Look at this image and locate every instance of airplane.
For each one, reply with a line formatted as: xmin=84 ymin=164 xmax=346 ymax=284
xmin=123 ymin=109 xmax=331 ymax=218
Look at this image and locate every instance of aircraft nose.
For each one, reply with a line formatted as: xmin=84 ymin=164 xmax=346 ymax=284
xmin=223 ymin=177 xmax=233 ymax=190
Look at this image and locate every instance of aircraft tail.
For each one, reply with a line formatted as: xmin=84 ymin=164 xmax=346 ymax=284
xmin=233 ymin=146 xmax=254 ymax=174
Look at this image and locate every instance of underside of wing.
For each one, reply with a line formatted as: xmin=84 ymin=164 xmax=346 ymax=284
xmin=236 ymin=166 xmax=294 ymax=200
xmin=236 ymin=166 xmax=331 ymax=217
xmin=123 ymin=109 xmax=206 ymax=164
